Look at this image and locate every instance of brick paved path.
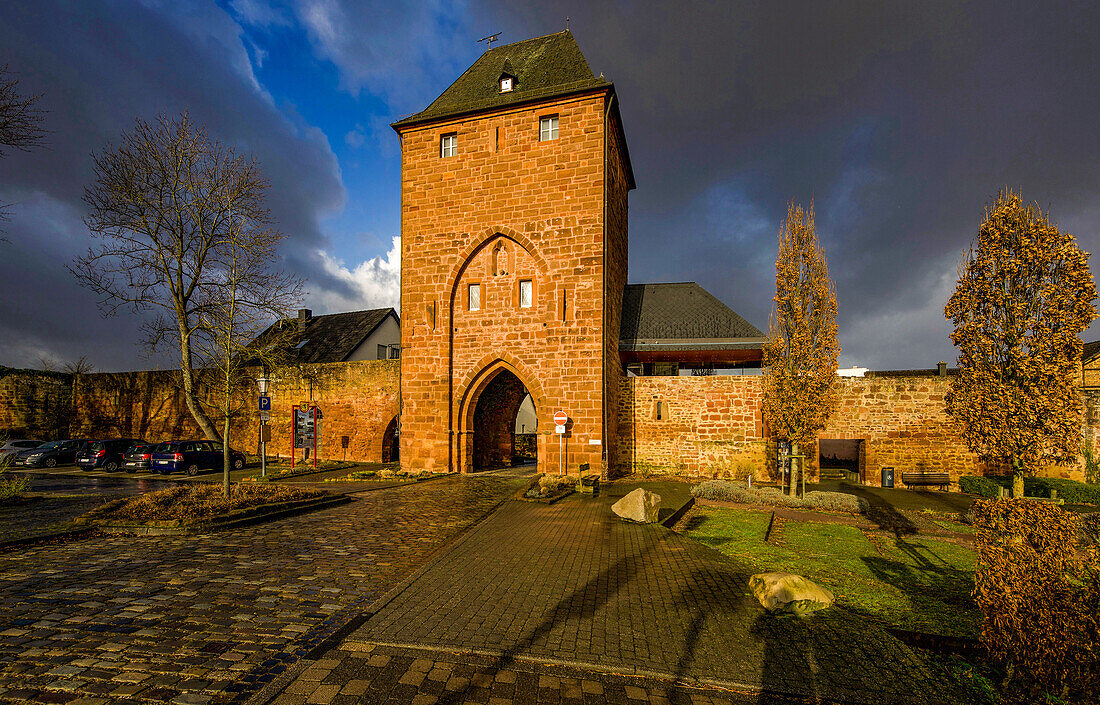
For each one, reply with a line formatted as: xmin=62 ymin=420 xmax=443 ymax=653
xmin=0 ymin=473 xmax=528 ymax=705
xmin=261 ymin=641 xmax=805 ymax=705
xmin=346 ymin=494 xmax=966 ymax=705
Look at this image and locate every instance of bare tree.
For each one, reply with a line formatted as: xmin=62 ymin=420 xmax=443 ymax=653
xmin=0 ymin=64 xmax=47 ymax=237
xmin=72 ymin=112 xmax=302 ymax=443
xmin=191 ymin=220 xmax=301 ymax=494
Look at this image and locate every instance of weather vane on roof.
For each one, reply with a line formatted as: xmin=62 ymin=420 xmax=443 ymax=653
xmin=478 ymin=32 xmax=501 ymax=51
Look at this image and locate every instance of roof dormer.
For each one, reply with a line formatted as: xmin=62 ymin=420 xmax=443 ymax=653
xmin=498 ymin=59 xmax=516 ymax=93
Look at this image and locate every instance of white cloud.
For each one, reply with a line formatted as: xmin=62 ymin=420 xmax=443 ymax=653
xmin=312 ymin=236 xmax=400 ymax=313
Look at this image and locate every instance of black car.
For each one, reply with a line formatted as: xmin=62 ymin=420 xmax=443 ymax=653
xmin=151 ymin=440 xmax=246 ymax=475
xmin=120 ymin=442 xmax=158 ymax=473
xmin=76 ymin=438 xmax=143 ymax=472
xmin=13 ymin=439 xmax=92 ymax=468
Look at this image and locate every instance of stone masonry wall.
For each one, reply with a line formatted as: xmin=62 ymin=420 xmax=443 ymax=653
xmin=616 ymin=374 xmax=1090 ymax=485
xmin=69 ymin=361 xmax=399 ymax=463
xmin=0 ymin=368 xmax=74 ymax=440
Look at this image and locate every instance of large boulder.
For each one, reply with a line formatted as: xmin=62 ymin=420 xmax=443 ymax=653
xmin=612 ymin=488 xmax=661 ymax=523
xmin=749 ymin=572 xmax=835 ymax=616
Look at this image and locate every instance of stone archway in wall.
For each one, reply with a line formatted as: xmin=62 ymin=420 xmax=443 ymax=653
xmin=380 ymin=417 xmax=399 ymax=463
xmin=455 ymin=359 xmax=545 ymax=474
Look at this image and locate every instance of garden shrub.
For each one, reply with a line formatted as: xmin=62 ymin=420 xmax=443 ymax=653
xmin=0 ymin=474 xmax=29 ymax=501
xmin=959 ymin=475 xmax=1003 ymax=498
xmin=690 ymin=480 xmax=867 ymax=514
xmin=83 ymin=483 xmax=326 ymax=523
xmin=971 ymin=498 xmax=1100 ymax=701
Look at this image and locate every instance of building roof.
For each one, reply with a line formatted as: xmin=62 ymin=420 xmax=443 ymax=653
xmin=392 ymin=31 xmax=609 ymax=129
xmin=252 ymin=308 xmax=398 ymax=364
xmin=619 ymin=283 xmax=765 ymax=352
xmin=1084 ymin=340 xmax=1100 ymax=364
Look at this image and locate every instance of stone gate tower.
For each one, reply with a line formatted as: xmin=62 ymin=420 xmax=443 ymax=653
xmin=392 ymin=31 xmax=634 ymax=475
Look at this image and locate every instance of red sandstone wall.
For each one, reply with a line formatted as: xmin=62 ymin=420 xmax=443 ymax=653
xmin=616 ymin=376 xmax=768 ymax=480
xmin=70 ymin=361 xmax=399 ymax=463
xmin=397 ymin=89 xmax=618 ymax=475
xmin=616 ymin=374 xmax=1089 ymax=485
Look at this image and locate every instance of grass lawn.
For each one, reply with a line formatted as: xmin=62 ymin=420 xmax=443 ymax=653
xmin=684 ymin=506 xmax=980 ymax=637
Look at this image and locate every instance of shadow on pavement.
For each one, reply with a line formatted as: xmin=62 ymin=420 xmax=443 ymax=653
xmin=839 ymin=482 xmax=918 ymax=536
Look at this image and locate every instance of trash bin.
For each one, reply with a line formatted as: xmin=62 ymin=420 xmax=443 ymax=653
xmin=881 ymin=467 xmax=895 ymax=488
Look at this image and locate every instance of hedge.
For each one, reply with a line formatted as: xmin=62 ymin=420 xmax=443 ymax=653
xmin=959 ymin=475 xmax=1003 ymax=498
xmin=960 ymin=475 xmax=1100 ymax=504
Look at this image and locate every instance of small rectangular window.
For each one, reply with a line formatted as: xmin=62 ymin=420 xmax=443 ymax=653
xmin=378 ymin=344 xmax=387 ymax=359
xmin=440 ymin=133 xmax=457 ymax=158
xmin=539 ymin=115 xmax=559 ymax=141
xmin=468 ymin=283 xmax=480 ymax=311
xmin=519 ymin=280 xmax=533 ymax=308
xmin=655 ymin=401 xmax=663 ymax=420
xmin=389 ymin=346 xmax=401 ymax=360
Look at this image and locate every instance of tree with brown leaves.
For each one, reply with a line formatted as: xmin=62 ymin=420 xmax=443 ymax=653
xmin=945 ymin=190 xmax=1096 ymax=496
xmin=762 ymin=201 xmax=840 ymax=495
xmin=73 ymin=113 xmax=303 ymax=446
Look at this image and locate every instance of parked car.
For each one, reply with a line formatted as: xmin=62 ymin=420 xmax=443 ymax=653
xmin=120 ymin=442 xmax=158 ymax=473
xmin=76 ymin=438 xmax=143 ymax=472
xmin=151 ymin=440 xmax=245 ymax=475
xmin=13 ymin=439 xmax=92 ymax=468
xmin=0 ymin=439 xmax=45 ymax=463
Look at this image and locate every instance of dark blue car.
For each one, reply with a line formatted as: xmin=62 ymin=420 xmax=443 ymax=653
xmin=151 ymin=440 xmax=245 ymax=475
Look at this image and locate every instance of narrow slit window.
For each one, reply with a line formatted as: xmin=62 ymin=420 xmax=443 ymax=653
xmin=539 ymin=115 xmax=559 ymax=141
xmin=440 ymin=133 xmax=457 ymax=158
xmin=468 ymin=283 xmax=480 ymax=311
xmin=519 ymin=280 xmax=533 ymax=308
xmin=655 ymin=401 xmax=663 ymax=420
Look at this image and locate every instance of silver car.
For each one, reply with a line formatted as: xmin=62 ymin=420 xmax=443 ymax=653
xmin=0 ymin=439 xmax=45 ymax=463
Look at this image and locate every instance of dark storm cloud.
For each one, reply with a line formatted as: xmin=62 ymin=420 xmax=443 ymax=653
xmin=0 ymin=1 xmax=348 ymax=371
xmin=479 ymin=0 xmax=1100 ymax=367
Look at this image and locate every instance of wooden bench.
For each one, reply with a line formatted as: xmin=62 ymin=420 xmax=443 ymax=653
xmin=900 ymin=472 xmax=950 ymax=491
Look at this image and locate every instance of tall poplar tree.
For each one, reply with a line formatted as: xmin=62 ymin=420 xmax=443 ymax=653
xmin=945 ymin=190 xmax=1096 ymax=495
xmin=762 ymin=201 xmax=840 ymax=494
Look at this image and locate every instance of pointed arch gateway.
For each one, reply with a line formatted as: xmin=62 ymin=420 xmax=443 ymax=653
xmin=454 ymin=355 xmax=546 ymax=474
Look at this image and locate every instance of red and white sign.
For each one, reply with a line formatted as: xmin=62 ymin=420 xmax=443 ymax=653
xmin=553 ymin=410 xmax=568 ymax=425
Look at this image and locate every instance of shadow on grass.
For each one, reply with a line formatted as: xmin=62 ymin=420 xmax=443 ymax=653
xmin=861 ymin=537 xmax=977 ymax=635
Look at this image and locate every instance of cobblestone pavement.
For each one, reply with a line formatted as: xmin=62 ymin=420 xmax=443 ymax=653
xmin=347 ymin=494 xmax=967 ymax=705
xmin=0 ymin=472 xmax=529 ymax=704
xmin=0 ymin=495 xmax=112 ymax=546
xmin=260 ymin=641 xmax=818 ymax=705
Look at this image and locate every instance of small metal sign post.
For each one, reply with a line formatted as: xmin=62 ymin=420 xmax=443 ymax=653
xmin=258 ymin=393 xmax=271 ymax=477
xmin=554 ymin=410 xmax=568 ymax=476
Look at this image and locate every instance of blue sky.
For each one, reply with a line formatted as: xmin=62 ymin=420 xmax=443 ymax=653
xmin=0 ymin=0 xmax=1097 ymax=371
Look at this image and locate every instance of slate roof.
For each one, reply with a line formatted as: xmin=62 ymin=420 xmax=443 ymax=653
xmin=251 ymin=308 xmax=398 ymax=364
xmin=619 ymin=283 xmax=765 ymax=351
xmin=1084 ymin=340 xmax=1100 ymax=364
xmin=392 ymin=31 xmax=609 ymax=129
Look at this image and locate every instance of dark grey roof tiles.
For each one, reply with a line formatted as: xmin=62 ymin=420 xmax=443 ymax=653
xmin=392 ymin=31 xmax=608 ymax=128
xmin=1084 ymin=340 xmax=1100 ymax=364
xmin=619 ymin=283 xmax=764 ymax=350
xmin=253 ymin=308 xmax=397 ymax=364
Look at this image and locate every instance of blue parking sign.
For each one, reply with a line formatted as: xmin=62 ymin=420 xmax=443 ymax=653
xmin=258 ymin=395 xmax=271 ymax=411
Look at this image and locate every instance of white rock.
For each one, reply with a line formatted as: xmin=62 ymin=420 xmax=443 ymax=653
xmin=749 ymin=572 xmax=834 ymax=616
xmin=612 ymin=488 xmax=661 ymax=523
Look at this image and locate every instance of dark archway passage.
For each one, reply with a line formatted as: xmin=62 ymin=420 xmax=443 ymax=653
xmin=471 ymin=369 xmax=532 ymax=470
xmin=381 ymin=417 xmax=399 ymax=463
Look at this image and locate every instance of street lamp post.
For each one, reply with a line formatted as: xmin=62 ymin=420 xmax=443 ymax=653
xmin=257 ymin=376 xmax=270 ymax=478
